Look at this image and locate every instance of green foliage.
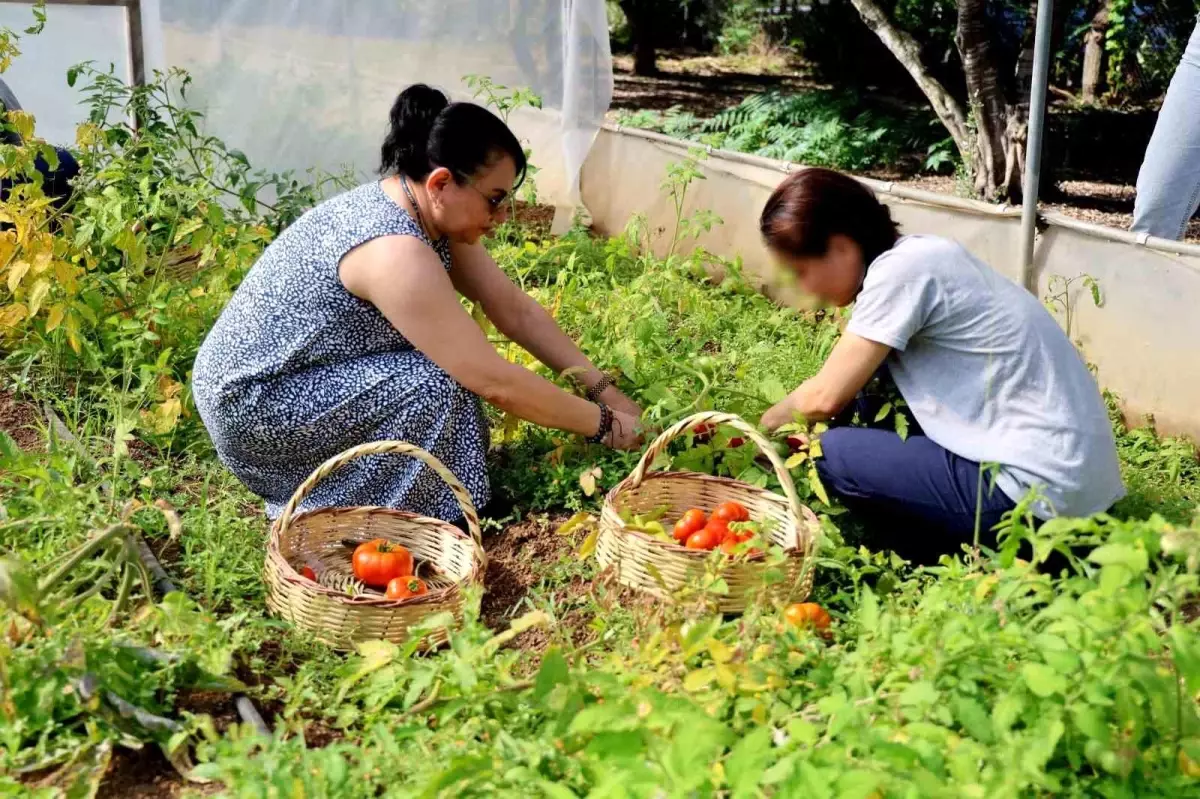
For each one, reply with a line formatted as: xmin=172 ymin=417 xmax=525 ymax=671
xmin=0 ymin=65 xmax=351 ymax=449
xmin=616 ymin=90 xmax=954 ymax=174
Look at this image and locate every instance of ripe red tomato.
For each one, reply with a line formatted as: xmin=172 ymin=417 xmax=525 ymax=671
xmin=352 ymin=539 xmax=414 ymax=588
xmin=692 ymin=422 xmax=716 ymax=443
xmin=784 ymin=602 xmax=831 ymax=630
xmin=300 ymin=565 xmax=316 ymax=581
xmin=686 ymin=527 xmax=721 ymax=550
xmin=712 ymin=501 xmax=750 ymax=524
xmin=703 ymin=517 xmax=731 ymax=543
xmin=385 ymin=575 xmax=428 ymax=600
xmin=728 ymin=436 xmax=746 ymax=448
xmin=786 ymin=435 xmax=807 ymax=452
xmin=673 ymin=508 xmax=708 ymax=543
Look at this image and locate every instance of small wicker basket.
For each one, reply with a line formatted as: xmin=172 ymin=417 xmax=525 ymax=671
xmin=596 ymin=411 xmax=820 ymax=613
xmin=263 ymin=440 xmax=486 ymax=651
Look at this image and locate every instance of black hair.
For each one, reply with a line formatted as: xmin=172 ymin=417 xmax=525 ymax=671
xmin=379 ymin=83 xmax=527 ymax=189
xmin=760 ymin=167 xmax=900 ymax=267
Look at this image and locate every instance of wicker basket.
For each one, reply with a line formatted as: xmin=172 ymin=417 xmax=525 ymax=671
xmin=263 ymin=440 xmax=486 ymax=651
xmin=596 ymin=411 xmax=820 ymax=613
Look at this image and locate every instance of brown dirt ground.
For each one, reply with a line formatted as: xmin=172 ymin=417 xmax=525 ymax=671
xmin=612 ymin=52 xmax=1200 ymax=243
xmin=0 ymin=389 xmax=42 ymax=451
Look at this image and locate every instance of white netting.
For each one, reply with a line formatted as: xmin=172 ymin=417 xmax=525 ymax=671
xmin=3 ymin=0 xmax=613 ymax=205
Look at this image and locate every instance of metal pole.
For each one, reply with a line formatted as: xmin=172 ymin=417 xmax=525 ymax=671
xmin=1019 ymin=0 xmax=1056 ymax=292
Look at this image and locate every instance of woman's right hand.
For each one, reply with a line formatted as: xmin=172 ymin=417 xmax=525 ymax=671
xmin=605 ymin=409 xmax=645 ymax=451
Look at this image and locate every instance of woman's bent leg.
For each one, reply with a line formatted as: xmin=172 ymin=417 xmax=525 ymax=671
xmin=815 ymin=427 xmax=1015 ymax=563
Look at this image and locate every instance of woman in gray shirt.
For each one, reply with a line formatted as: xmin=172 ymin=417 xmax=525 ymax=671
xmin=758 ymin=168 xmax=1124 ymax=562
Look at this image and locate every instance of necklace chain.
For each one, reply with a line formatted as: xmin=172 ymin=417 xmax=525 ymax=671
xmin=399 ymin=175 xmax=432 ymax=241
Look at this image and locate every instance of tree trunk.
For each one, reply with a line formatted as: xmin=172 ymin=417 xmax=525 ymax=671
xmin=956 ymin=0 xmax=1020 ymax=201
xmin=847 ymin=0 xmax=973 ymax=163
xmin=619 ymin=0 xmax=658 ymax=76
xmin=1081 ymin=0 xmax=1111 ymax=103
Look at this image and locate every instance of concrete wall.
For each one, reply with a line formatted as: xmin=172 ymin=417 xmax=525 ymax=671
xmin=569 ymin=124 xmax=1200 ymax=442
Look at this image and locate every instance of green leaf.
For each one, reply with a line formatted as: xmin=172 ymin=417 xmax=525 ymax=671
xmin=953 ymin=696 xmax=994 ymax=743
xmin=1022 ymin=663 xmax=1067 ymax=698
xmin=873 ymin=402 xmax=893 ymax=423
xmin=858 ymin=584 xmax=879 ymax=633
xmin=894 ymin=413 xmax=909 ymax=441
xmin=534 ymin=647 xmax=569 ymax=701
xmin=1088 ymin=542 xmax=1148 ymax=573
xmin=784 ymin=451 xmax=807 ymax=469
xmin=725 ymin=726 xmax=772 ymax=798
xmin=900 ymin=680 xmax=938 ymax=708
xmin=760 ymin=378 xmax=788 ymax=404
xmin=535 ymin=780 xmax=579 ymax=799
xmin=1070 ymin=703 xmax=1110 ymax=743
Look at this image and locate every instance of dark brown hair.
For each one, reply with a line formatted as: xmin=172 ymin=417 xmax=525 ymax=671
xmin=760 ymin=167 xmax=899 ymax=267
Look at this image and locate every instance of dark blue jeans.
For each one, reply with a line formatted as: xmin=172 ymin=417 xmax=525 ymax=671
xmin=0 ymin=146 xmax=79 ymax=210
xmin=815 ymin=382 xmax=1017 ymax=564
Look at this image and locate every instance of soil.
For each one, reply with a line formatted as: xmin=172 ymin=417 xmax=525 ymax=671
xmin=479 ymin=513 xmax=592 ymax=655
xmin=511 ymin=201 xmax=556 ymax=237
xmin=611 ymin=52 xmax=1200 ymax=243
xmin=97 ymin=748 xmax=221 ymax=799
xmin=0 ymin=389 xmax=42 ymax=451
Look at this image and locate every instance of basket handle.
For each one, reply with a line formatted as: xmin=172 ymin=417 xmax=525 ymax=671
xmin=275 ymin=440 xmax=484 ymax=560
xmin=627 ymin=411 xmax=804 ymax=522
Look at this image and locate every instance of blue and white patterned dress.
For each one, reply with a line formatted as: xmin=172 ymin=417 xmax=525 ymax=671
xmin=192 ymin=181 xmax=490 ymax=521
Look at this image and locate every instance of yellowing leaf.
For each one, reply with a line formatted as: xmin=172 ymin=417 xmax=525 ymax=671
xmin=27 ymin=278 xmax=49 ymax=317
xmin=0 ymin=302 xmax=27 ymax=328
xmin=715 ymin=663 xmax=737 ymax=691
xmin=31 ymin=248 xmax=51 ymax=274
xmin=7 ymin=110 xmax=34 ymax=142
xmin=808 ymin=465 xmax=831 ymax=506
xmin=53 ymin=260 xmax=77 ymax=293
xmin=64 ymin=311 xmax=81 ymax=354
xmin=708 ymin=638 xmax=733 ymax=664
xmin=576 ymin=529 xmax=599 ymax=561
xmin=784 ymin=451 xmax=807 ymax=469
xmin=44 ymin=303 xmax=64 ymax=333
xmin=579 ymin=466 xmax=602 ymax=497
xmin=6 ymin=260 xmax=29 ymax=292
xmin=809 ymin=437 xmax=823 ymax=459
xmin=556 ymin=511 xmax=593 ymax=537
xmin=684 ymin=667 xmax=716 ymax=692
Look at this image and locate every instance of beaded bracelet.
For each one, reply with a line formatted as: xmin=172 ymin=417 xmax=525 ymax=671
xmin=585 ymin=373 xmax=615 ymax=402
xmin=587 ymin=403 xmax=613 ymax=444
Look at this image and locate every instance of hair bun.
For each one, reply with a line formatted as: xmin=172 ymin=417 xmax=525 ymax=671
xmin=380 ymin=84 xmax=449 ymax=177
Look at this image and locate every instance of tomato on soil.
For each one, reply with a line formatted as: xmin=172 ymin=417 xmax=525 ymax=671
xmin=711 ymin=501 xmax=750 ymax=524
xmin=673 ymin=508 xmax=708 ymax=543
xmin=784 ymin=602 xmax=831 ymax=630
xmin=352 ymin=539 xmax=414 ymax=588
xmin=385 ymin=575 xmax=428 ymax=600
xmin=686 ymin=526 xmax=721 ymax=550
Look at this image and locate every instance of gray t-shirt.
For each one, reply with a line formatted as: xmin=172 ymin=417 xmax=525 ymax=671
xmin=846 ymin=234 xmax=1125 ymax=519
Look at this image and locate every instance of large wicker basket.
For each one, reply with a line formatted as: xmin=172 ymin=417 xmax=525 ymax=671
xmin=596 ymin=411 xmax=820 ymax=613
xmin=263 ymin=440 xmax=486 ymax=651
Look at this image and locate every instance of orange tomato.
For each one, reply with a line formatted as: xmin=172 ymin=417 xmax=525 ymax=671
xmin=711 ymin=501 xmax=750 ymax=524
xmin=352 ymin=539 xmax=414 ymax=588
xmin=673 ymin=508 xmax=708 ymax=543
xmin=385 ymin=575 xmax=428 ymax=600
xmin=784 ymin=602 xmax=831 ymax=631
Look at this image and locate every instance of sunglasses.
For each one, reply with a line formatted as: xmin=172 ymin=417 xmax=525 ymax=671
xmin=461 ymin=178 xmax=511 ymax=216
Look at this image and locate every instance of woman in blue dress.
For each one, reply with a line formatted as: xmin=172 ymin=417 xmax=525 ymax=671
xmin=192 ymin=84 xmax=643 ymax=524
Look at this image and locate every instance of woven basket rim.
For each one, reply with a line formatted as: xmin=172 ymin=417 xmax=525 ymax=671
xmin=267 ymin=505 xmax=484 ymax=608
xmin=601 ymin=469 xmax=820 ymax=559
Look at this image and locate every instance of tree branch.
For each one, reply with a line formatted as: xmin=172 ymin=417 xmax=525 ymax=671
xmin=847 ymin=0 xmax=973 ymax=160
